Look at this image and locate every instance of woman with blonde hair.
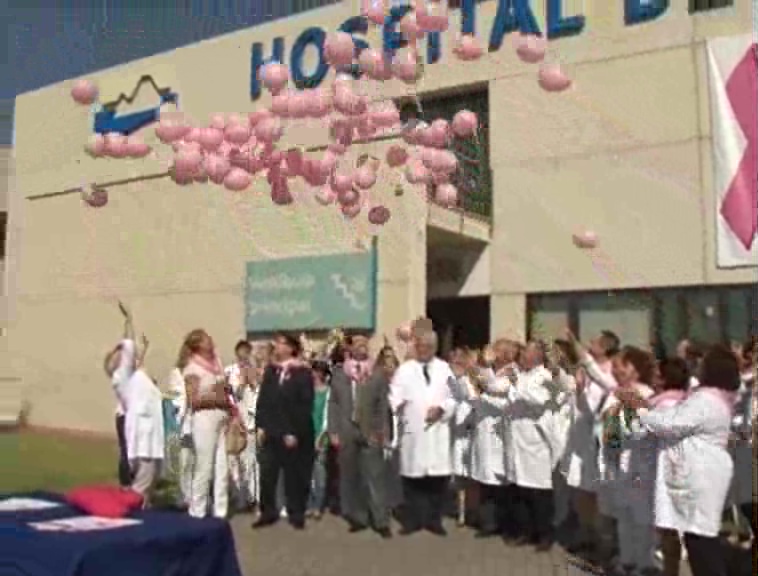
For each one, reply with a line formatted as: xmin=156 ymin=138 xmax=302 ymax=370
xmin=181 ymin=329 xmax=232 ymax=518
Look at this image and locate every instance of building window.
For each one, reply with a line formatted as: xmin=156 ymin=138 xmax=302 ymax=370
xmin=398 ymin=88 xmax=492 ymax=218
xmin=0 ymin=211 xmax=6 ymax=260
xmin=527 ymin=284 xmax=755 ymax=355
xmin=688 ymin=0 xmax=733 ymax=12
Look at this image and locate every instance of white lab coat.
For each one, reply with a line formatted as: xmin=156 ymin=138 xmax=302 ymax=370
xmin=502 ymin=366 xmax=555 ymax=490
xmin=470 ymin=370 xmax=510 ymax=485
xmin=450 ymin=375 xmax=477 ymax=478
xmin=389 ymin=358 xmax=457 ymax=478
xmin=638 ymin=387 xmax=734 ymax=537
xmin=112 ymin=340 xmax=164 ymax=461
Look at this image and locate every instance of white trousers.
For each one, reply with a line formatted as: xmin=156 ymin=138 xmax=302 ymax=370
xmin=189 ymin=409 xmax=228 ymax=518
xmin=616 ymin=505 xmax=656 ymax=569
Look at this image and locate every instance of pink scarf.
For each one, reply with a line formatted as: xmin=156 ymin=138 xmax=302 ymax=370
xmin=191 ymin=353 xmax=223 ymax=375
xmin=649 ymin=389 xmax=687 ymax=409
xmin=344 ymin=358 xmax=373 ymax=384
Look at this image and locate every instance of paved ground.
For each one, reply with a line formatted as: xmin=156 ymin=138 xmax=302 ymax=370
xmin=228 ymin=513 xmax=676 ymax=576
xmin=230 ymin=512 xmax=753 ymax=576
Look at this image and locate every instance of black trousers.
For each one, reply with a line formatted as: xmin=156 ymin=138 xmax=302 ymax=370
xmin=683 ymin=533 xmax=726 ymax=576
xmin=401 ymin=475 xmax=449 ymax=530
xmin=478 ymin=483 xmax=509 ymax=533
xmin=115 ymin=414 xmax=132 ymax=487
xmin=512 ymin=485 xmax=554 ymax=542
xmin=259 ymin=439 xmax=314 ymax=524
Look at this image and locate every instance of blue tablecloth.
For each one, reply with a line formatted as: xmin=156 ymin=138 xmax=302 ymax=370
xmin=0 ymin=492 xmax=243 ymax=576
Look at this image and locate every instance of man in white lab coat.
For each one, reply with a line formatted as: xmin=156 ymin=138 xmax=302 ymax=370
xmin=389 ymin=330 xmax=457 ymax=535
xmin=503 ymin=340 xmax=555 ymax=551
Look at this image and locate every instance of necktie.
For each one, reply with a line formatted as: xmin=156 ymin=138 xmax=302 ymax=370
xmin=422 ymin=363 xmax=430 ymax=384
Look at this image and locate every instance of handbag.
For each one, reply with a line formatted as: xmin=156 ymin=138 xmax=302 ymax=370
xmin=226 ymin=416 xmax=248 ymax=455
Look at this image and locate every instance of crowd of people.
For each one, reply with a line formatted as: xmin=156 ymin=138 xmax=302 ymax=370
xmin=105 ymin=303 xmax=755 ymax=576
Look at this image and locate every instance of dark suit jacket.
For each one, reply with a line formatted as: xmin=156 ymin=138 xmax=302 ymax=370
xmin=256 ymin=364 xmax=315 ymax=442
xmin=328 ymin=367 xmax=390 ymax=444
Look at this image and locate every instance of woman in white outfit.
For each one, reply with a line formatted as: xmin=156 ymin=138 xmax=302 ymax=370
xmin=181 ymin=329 xmax=231 ymax=519
xmin=615 ymin=344 xmax=740 ymax=576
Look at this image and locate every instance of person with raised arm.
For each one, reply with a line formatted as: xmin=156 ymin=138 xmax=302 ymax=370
xmin=614 ymin=345 xmax=739 ymax=576
xmin=103 ymin=302 xmax=162 ymax=504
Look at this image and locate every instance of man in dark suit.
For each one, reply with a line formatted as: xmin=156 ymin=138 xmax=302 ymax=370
xmin=253 ymin=333 xmax=315 ymax=530
xmin=328 ymin=335 xmax=392 ymax=538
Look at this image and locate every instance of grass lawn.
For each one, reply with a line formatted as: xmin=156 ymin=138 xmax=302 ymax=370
xmin=0 ymin=430 xmax=119 ymax=494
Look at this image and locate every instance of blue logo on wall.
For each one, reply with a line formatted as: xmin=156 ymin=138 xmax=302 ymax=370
xmin=93 ymin=75 xmax=178 ymax=135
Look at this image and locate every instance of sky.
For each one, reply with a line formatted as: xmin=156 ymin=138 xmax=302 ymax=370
xmin=1 ymin=1 xmax=342 ymax=145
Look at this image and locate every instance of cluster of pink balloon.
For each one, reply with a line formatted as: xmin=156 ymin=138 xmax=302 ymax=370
xmin=70 ymin=1 xmax=572 ymax=216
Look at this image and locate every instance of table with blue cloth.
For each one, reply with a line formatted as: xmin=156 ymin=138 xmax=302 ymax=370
xmin=0 ymin=492 xmax=243 ymax=576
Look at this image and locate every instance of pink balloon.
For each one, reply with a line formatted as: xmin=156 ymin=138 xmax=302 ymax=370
xmin=271 ymin=180 xmax=294 ymax=205
xmin=436 ymin=150 xmax=458 ymax=174
xmin=125 ymin=136 xmax=151 ymax=158
xmin=171 ymin=168 xmax=195 ymax=186
xmin=431 ymin=171 xmax=450 ymax=185
xmin=359 ymin=49 xmax=382 ymax=76
xmin=224 ymin=122 xmax=251 ymax=145
xmin=204 ymin=154 xmax=231 ymax=184
xmin=184 ymin=128 xmax=201 ymax=143
xmin=330 ymin=119 xmax=354 ymax=147
xmin=248 ymin=109 xmax=272 ymax=127
xmin=572 ymin=231 xmax=598 ymax=249
xmin=331 ymin=171 xmax=353 ymax=193
xmin=315 ymin=186 xmax=337 ymax=206
xmin=288 ymin=93 xmax=308 ymax=118
xmin=217 ymin=141 xmax=235 ymax=157
xmin=306 ymin=88 xmax=332 ymax=118
xmin=334 ymin=89 xmax=365 ymax=116
xmin=323 ymin=32 xmax=355 ymax=68
xmin=328 ymin=142 xmax=347 ymax=156
xmin=341 ymin=201 xmax=362 ymax=219
xmin=453 ymin=34 xmax=483 ymax=61
xmin=284 ymin=148 xmax=303 ymax=175
xmin=386 ymin=145 xmax=408 ymax=167
xmin=174 ymin=148 xmax=203 ymax=173
xmin=364 ymin=0 xmax=387 ymax=25
xmin=271 ymin=91 xmax=291 ymax=117
xmin=230 ymin=146 xmax=263 ymax=173
xmin=399 ymin=13 xmax=425 ymax=40
xmin=255 ymin=117 xmax=284 ymax=143
xmin=71 ymin=80 xmax=98 ymax=105
xmin=371 ymin=102 xmax=400 ymax=128
xmin=451 ymin=110 xmax=478 ymax=138
xmin=538 ymin=63 xmax=572 ymax=92
xmin=354 ymin=166 xmax=377 ymax=189
xmin=368 ymin=205 xmax=391 ymax=225
xmin=155 ymin=122 xmax=190 ymax=143
xmin=435 ymin=183 xmax=458 ymax=207
xmin=317 ymin=151 xmax=337 ymax=176
xmin=396 ymin=322 xmax=412 ymax=342
xmin=514 ymin=34 xmax=547 ymax=64
xmin=223 ymin=168 xmax=252 ymax=191
xmin=405 ymin=161 xmax=430 ymax=184
xmin=209 ymin=114 xmax=226 ymax=130
xmin=193 ymin=164 xmax=209 ymax=183
xmin=197 ymin=127 xmax=224 ymax=151
xmin=81 ymin=186 xmax=108 ymax=207
xmin=415 ymin=3 xmax=449 ymax=33
xmin=392 ymin=51 xmax=418 ymax=84
xmin=104 ymin=133 xmax=128 ymax=157
xmin=84 ymin=135 xmax=106 ymax=157
xmin=260 ymin=63 xmax=289 ymax=95
xmin=356 ymin=115 xmax=375 ymax=139
xmin=401 ymin=125 xmax=422 ymax=145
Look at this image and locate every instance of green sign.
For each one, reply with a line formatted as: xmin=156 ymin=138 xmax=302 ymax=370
xmin=245 ymin=246 xmax=377 ymax=333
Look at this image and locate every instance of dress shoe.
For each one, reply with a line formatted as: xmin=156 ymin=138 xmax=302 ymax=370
xmin=535 ymin=539 xmax=554 ymax=553
xmin=252 ymin=516 xmax=277 ymax=529
xmin=289 ymin=518 xmax=305 ymax=530
xmin=427 ymin=524 xmax=447 ymax=536
xmin=349 ymin=522 xmax=367 ymax=533
xmin=475 ymin=529 xmax=499 ymax=539
xmin=399 ymin=526 xmax=420 ymax=535
xmin=510 ymin=536 xmax=530 ymax=547
xmin=376 ymin=527 xmax=392 ymax=539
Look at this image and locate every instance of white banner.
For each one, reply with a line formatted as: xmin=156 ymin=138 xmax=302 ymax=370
xmin=707 ymin=35 xmax=757 ymax=268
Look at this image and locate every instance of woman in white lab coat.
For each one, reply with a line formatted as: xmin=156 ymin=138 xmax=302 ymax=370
xmin=389 ymin=331 xmax=457 ymax=535
xmin=617 ymin=344 xmax=740 ymax=576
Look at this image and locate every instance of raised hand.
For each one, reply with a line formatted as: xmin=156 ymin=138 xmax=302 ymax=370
xmin=118 ymin=300 xmax=131 ymax=318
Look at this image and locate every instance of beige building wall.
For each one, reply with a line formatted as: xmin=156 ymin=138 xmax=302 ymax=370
xmin=11 ymin=0 xmax=756 ymax=433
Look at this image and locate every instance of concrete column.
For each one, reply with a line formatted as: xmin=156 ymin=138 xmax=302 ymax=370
xmin=489 ymin=292 xmax=527 ymax=343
